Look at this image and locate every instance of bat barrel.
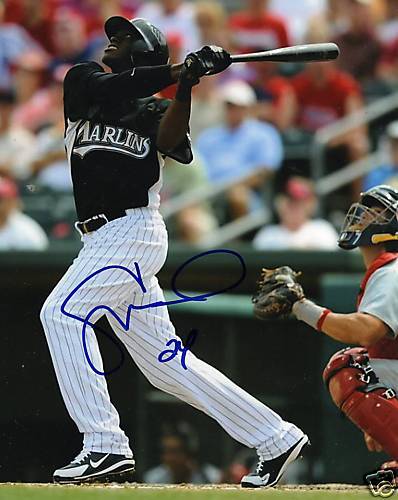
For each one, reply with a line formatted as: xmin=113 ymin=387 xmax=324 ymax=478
xmin=231 ymin=43 xmax=340 ymax=63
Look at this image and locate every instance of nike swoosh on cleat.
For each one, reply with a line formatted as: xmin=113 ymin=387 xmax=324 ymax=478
xmin=90 ymin=454 xmax=110 ymax=469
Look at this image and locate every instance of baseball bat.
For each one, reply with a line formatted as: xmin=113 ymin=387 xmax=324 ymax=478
xmin=230 ymin=43 xmax=340 ymax=63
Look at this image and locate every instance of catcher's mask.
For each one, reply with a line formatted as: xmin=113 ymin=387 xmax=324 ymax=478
xmin=104 ymin=16 xmax=169 ymax=67
xmin=338 ymin=184 xmax=398 ymax=250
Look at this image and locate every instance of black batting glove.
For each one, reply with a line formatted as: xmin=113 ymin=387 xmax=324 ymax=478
xmin=195 ymin=45 xmax=232 ymax=75
xmin=179 ymin=53 xmax=209 ymax=87
xmin=176 ymin=46 xmax=231 ymax=102
xmin=176 ymin=53 xmax=207 ymax=102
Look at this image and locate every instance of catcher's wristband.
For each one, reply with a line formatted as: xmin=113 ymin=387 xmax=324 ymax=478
xmin=292 ymin=299 xmax=331 ymax=331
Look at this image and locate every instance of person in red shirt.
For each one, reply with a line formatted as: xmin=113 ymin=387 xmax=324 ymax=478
xmin=333 ymin=0 xmax=382 ymax=82
xmin=229 ymin=0 xmax=290 ymax=53
xmin=4 ymin=0 xmax=57 ymax=54
xmin=292 ymin=62 xmax=362 ymax=132
xmin=248 ymin=61 xmax=296 ymax=131
xmin=379 ymin=36 xmax=398 ymax=83
xmin=292 ymin=61 xmax=369 ymax=199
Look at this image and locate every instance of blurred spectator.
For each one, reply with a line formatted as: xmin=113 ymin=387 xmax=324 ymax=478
xmin=161 ymin=153 xmax=217 ymax=243
xmin=12 ymin=61 xmax=67 ymax=134
xmin=0 ymin=176 xmax=48 ymax=250
xmin=0 ymin=89 xmax=36 ymax=180
xmin=136 ymin=0 xmax=201 ymax=55
xmin=29 ymin=118 xmax=71 ymax=192
xmin=197 ymin=80 xmax=282 ymax=220
xmin=377 ymin=0 xmax=398 ymax=45
xmin=269 ymin=0 xmax=327 ymax=43
xmin=253 ymin=176 xmax=338 ymax=250
xmin=190 ymin=77 xmax=224 ymax=143
xmin=291 ymin=61 xmax=368 ymax=167
xmin=229 ymin=0 xmax=291 ymax=53
xmin=4 ymin=0 xmax=56 ymax=54
xmin=159 ymin=32 xmax=183 ymax=100
xmin=77 ymin=0 xmax=136 ymax=38
xmin=378 ymin=0 xmax=398 ymax=83
xmin=220 ymin=448 xmax=256 ymax=484
xmin=307 ymin=0 xmax=350 ymax=42
xmin=0 ymin=0 xmax=44 ymax=90
xmin=195 ymin=1 xmax=229 ymax=48
xmin=248 ymin=61 xmax=296 ymax=131
xmin=333 ymin=0 xmax=382 ymax=82
xmin=363 ymin=121 xmax=398 ymax=190
xmin=144 ymin=422 xmax=220 ymax=484
xmin=49 ymin=8 xmax=96 ymax=71
xmin=379 ymin=36 xmax=398 ymax=82
xmin=11 ymin=51 xmax=48 ymax=104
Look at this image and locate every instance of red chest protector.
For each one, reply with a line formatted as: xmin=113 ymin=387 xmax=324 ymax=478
xmin=357 ymin=252 xmax=398 ymax=360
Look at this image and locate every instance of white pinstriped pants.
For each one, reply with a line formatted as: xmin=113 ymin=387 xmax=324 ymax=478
xmin=40 ymin=207 xmax=304 ymax=460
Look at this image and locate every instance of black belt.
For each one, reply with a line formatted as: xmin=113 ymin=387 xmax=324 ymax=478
xmin=75 ymin=210 xmax=128 ymax=235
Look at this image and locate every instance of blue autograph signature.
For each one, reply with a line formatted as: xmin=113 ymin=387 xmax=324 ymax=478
xmin=60 ymin=249 xmax=246 ymax=376
xmin=158 ymin=328 xmax=199 ymax=370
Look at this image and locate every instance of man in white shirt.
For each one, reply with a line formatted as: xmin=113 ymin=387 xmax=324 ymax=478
xmin=253 ymin=176 xmax=338 ymax=250
xmin=197 ymin=80 xmax=283 ymax=220
xmin=0 ymin=176 xmax=48 ymax=250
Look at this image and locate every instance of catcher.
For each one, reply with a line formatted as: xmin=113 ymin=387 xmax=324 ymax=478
xmin=254 ymin=184 xmax=398 ymax=479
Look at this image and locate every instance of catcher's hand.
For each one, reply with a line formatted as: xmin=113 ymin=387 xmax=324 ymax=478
xmin=252 ymin=266 xmax=305 ymax=320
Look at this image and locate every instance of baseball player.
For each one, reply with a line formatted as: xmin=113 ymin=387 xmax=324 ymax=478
xmin=253 ymin=184 xmax=398 ymax=479
xmin=40 ymin=16 xmax=308 ymax=486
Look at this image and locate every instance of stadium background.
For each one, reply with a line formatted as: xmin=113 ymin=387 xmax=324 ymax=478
xmin=1 ymin=0 xmax=398 ymax=487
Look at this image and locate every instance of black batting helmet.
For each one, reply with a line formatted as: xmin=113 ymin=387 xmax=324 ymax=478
xmin=104 ymin=17 xmax=169 ymax=67
xmin=338 ymin=185 xmax=398 ymax=250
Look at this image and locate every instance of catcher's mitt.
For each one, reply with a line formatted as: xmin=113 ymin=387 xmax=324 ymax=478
xmin=252 ymin=266 xmax=304 ymax=320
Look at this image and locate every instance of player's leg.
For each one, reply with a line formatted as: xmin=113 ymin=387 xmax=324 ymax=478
xmin=108 ymin=278 xmax=308 ymax=487
xmin=40 ymin=240 xmax=143 ymax=482
xmin=366 ymin=358 xmax=398 ymax=481
xmin=323 ymin=348 xmax=398 ymax=458
xmin=40 ymin=210 xmax=169 ymax=482
xmin=370 ymin=358 xmax=398 ymax=394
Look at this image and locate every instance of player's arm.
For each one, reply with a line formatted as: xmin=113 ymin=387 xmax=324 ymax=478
xmin=157 ymin=46 xmax=231 ymax=156
xmin=64 ymin=61 xmax=184 ymax=113
xmin=253 ymin=266 xmax=395 ymax=347
xmin=89 ymin=63 xmax=185 ymax=99
xmin=294 ymin=304 xmax=389 ymax=346
xmin=296 ymin=267 xmax=398 ymax=346
xmin=156 ymin=90 xmax=192 ymax=157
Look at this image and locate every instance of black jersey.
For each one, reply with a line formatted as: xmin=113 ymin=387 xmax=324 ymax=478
xmin=63 ymin=61 xmax=192 ymax=221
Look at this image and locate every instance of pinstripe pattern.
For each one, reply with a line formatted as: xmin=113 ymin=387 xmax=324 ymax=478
xmin=41 ymin=208 xmax=304 ymax=460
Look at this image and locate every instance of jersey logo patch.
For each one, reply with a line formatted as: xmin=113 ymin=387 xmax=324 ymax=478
xmin=73 ymin=121 xmax=151 ymax=159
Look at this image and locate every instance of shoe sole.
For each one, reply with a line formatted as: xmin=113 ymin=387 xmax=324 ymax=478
xmin=53 ymin=461 xmax=136 ymax=485
xmin=241 ymin=434 xmax=310 ymax=489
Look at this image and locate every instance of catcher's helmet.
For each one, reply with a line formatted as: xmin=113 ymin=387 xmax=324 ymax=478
xmin=104 ymin=17 xmax=169 ymax=67
xmin=338 ymin=184 xmax=398 ymax=250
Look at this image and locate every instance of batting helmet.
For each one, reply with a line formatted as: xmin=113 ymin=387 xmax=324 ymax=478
xmin=104 ymin=17 xmax=169 ymax=67
xmin=338 ymin=184 xmax=398 ymax=250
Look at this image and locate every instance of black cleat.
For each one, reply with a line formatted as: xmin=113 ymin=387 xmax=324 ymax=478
xmin=241 ymin=434 xmax=309 ymax=488
xmin=53 ymin=450 xmax=135 ymax=484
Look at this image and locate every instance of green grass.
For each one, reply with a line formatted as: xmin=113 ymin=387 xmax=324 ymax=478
xmin=0 ymin=485 xmax=372 ymax=500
